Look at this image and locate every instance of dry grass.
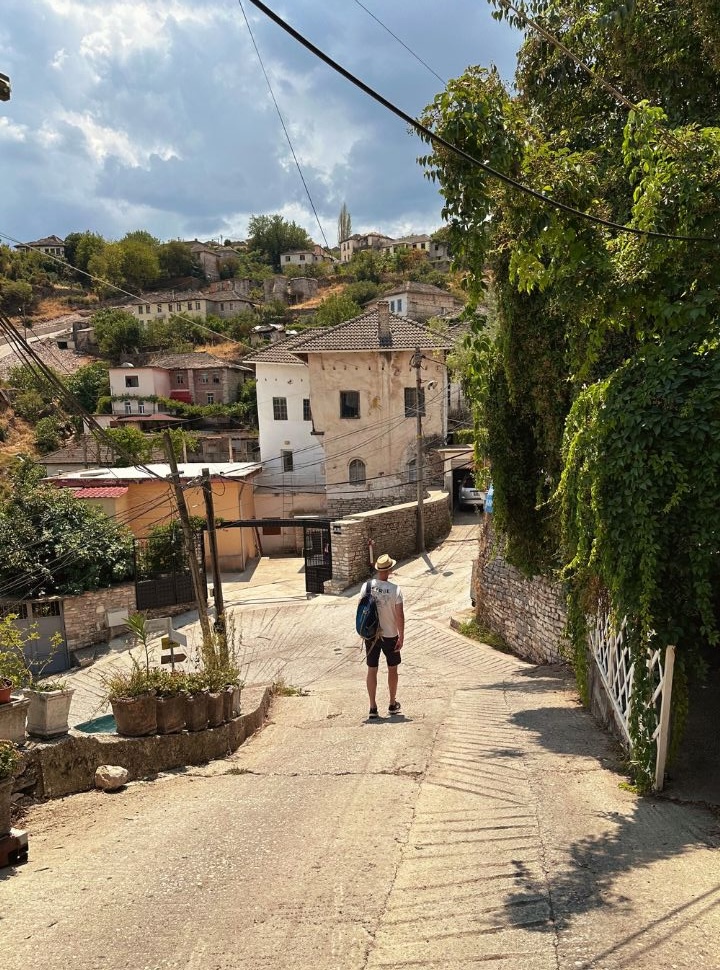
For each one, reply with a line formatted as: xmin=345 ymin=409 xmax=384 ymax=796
xmin=0 ymin=415 xmax=37 ymax=474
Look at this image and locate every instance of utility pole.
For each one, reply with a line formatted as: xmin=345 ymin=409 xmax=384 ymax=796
xmin=201 ymin=466 xmax=225 ymax=634
xmin=411 ymin=347 xmax=426 ymax=554
xmin=163 ymin=432 xmax=213 ymax=646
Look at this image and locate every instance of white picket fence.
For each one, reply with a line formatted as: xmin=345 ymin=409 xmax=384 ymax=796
xmin=588 ymin=612 xmax=676 ymax=791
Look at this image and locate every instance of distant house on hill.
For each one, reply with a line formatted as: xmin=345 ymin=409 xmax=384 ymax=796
xmin=380 ymin=234 xmax=451 ymax=269
xmin=189 ymin=242 xmax=240 ymax=281
xmin=126 ymin=285 xmax=255 ymax=323
xmin=339 ymin=231 xmax=394 ymax=263
xmin=368 ymin=282 xmax=463 ymax=323
xmin=280 ymin=246 xmax=337 ymax=268
xmin=15 ymin=234 xmax=66 ymax=258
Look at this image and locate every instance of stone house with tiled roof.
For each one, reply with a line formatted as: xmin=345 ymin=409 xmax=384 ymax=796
xmin=242 ymin=305 xmax=453 ymax=518
xmin=126 ymin=286 xmax=255 ymax=324
xmin=108 ymin=352 xmax=252 ymax=424
xmin=15 ymin=234 xmax=66 ymax=258
xmin=368 ymin=282 xmax=463 ymax=323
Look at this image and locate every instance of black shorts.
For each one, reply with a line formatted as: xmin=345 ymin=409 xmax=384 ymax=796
xmin=365 ymin=635 xmax=401 ymax=668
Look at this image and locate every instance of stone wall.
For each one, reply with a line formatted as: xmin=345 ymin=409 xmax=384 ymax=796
xmin=326 ymin=490 xmax=451 ymax=593
xmin=62 ymin=584 xmax=137 ymax=651
xmin=473 ymin=517 xmax=569 ymax=665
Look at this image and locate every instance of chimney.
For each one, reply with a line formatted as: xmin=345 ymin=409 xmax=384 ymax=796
xmin=377 ymin=301 xmax=392 ymax=347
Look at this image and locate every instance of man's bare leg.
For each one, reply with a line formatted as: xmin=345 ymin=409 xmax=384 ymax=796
xmin=388 ymin=665 xmax=398 ymax=705
xmin=367 ymin=666 xmax=378 ymax=708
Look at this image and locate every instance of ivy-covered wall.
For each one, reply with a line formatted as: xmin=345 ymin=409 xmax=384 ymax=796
xmin=473 ymin=517 xmax=569 ymax=665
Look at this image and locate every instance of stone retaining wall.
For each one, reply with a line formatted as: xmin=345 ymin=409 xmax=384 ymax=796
xmin=11 ymin=686 xmax=272 ymax=804
xmin=473 ymin=517 xmax=569 ymax=665
xmin=63 ymin=584 xmax=137 ymax=650
xmin=326 ymin=491 xmax=452 ymax=593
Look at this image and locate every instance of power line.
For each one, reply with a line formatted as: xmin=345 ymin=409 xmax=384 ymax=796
xmin=237 ymin=0 xmax=332 ymax=254
xmin=245 ymin=0 xmax=718 ymax=245
xmin=351 ymin=0 xmax=446 ymax=86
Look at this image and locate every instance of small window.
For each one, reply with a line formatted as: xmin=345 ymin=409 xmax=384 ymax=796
xmin=138 ymin=402 xmax=145 ymax=415
xmin=212 ymin=373 xmax=221 ymax=384
xmin=206 ymin=393 xmax=215 ymax=404
xmin=390 ymin=300 xmax=395 ymax=312
xmin=407 ymin=458 xmax=418 ymax=483
xmin=404 ymin=387 xmax=426 ymax=418
xmin=195 ymin=302 xmax=201 ymax=310
xmin=138 ymin=306 xmax=143 ymax=315
xmin=397 ymin=299 xmax=403 ymax=313
xmin=187 ymin=302 xmax=193 ymax=310
xmin=340 ymin=390 xmax=360 ymax=419
xmin=303 ymin=398 xmax=312 ymax=421
xmin=124 ymin=401 xmax=132 ymax=414
xmin=299 ymin=254 xmax=305 ymax=261
xmin=285 ymin=255 xmax=290 ymax=262
xmin=273 ymin=397 xmax=288 ymax=420
xmin=349 ymin=459 xmax=366 ymax=484
xmin=201 ymin=372 xmax=209 ymax=384
xmin=156 ymin=304 xmax=162 ymax=313
xmin=282 ymin=449 xmax=294 ymax=472
xmin=176 ymin=373 xmax=185 ymax=385
xmin=145 ymin=305 xmax=151 ymax=313
xmin=125 ymin=375 xmax=139 ymax=388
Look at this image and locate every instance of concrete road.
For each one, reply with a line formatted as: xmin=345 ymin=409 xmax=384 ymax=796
xmin=2 ymin=517 xmax=719 ymax=970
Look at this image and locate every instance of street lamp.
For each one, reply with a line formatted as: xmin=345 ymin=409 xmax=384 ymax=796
xmin=0 ymin=73 xmax=11 ymax=102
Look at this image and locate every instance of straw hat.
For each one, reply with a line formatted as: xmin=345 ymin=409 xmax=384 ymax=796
xmin=374 ymin=553 xmax=396 ymax=571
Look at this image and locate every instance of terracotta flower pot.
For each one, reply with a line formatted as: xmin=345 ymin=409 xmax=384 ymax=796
xmin=184 ymin=691 xmax=209 ymax=732
xmin=207 ymin=691 xmax=225 ymax=728
xmin=110 ymin=693 xmax=157 ymax=737
xmin=0 ymin=679 xmax=13 ymax=705
xmin=156 ymin=694 xmax=186 ymax=734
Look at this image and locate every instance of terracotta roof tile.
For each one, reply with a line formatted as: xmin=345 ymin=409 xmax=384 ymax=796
xmin=291 ymin=307 xmax=453 ymax=354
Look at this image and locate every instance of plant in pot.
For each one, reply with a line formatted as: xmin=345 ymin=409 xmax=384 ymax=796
xmin=103 ymin=614 xmax=157 ymax=737
xmin=183 ymin=672 xmax=209 ymax=732
xmin=0 ymin=740 xmax=21 ymax=837
xmin=151 ymin=668 xmax=187 ymax=735
xmin=25 ymin=678 xmax=75 ymax=740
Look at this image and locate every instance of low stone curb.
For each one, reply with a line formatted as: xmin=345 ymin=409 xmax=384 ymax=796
xmin=13 ymin=685 xmax=273 ymax=802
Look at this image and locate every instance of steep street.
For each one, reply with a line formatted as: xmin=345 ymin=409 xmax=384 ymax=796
xmin=1 ymin=518 xmax=719 ymax=970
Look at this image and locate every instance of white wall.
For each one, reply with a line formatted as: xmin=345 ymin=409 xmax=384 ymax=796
xmin=255 ymin=361 xmax=326 ymax=488
xmin=109 ymin=368 xmax=171 ymax=415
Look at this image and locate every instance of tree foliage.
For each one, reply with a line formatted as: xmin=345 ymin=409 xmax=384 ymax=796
xmin=246 ymin=214 xmax=313 ymax=271
xmin=419 ymin=1 xmax=720 ymax=778
xmin=0 ymin=460 xmax=134 ymax=597
xmin=338 ymin=202 xmax=352 ymax=244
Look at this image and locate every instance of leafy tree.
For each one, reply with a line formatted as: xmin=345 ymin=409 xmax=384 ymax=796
xmin=338 ymin=202 xmax=352 ymax=244
xmin=33 ymin=416 xmax=62 ymax=453
xmin=247 ymin=214 xmax=313 ymax=271
xmin=420 ymin=1 xmax=720 ymax=782
xmin=314 ymin=292 xmax=361 ymax=327
xmin=103 ymin=426 xmax=152 ymax=466
xmin=0 ymin=278 xmax=34 ymax=315
xmin=343 ymin=281 xmax=380 ymax=305
xmin=91 ymin=308 xmax=144 ymax=361
xmin=0 ymin=459 xmax=134 ymax=597
xmin=158 ymin=240 xmax=195 ymax=279
xmin=63 ymin=361 xmax=110 ymax=413
xmin=119 ymin=237 xmax=160 ymax=291
xmin=71 ymin=231 xmax=106 ymax=274
xmin=87 ymin=243 xmax=125 ymax=296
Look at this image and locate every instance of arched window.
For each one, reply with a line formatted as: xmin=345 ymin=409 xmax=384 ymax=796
xmin=349 ymin=459 xmax=366 ymax=485
xmin=406 ymin=458 xmax=418 ymax=483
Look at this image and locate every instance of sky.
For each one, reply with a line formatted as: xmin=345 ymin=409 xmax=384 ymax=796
xmin=0 ymin=1 xmax=519 ymax=249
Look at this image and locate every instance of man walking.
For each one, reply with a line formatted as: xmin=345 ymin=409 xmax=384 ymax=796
xmin=363 ymin=553 xmax=405 ymax=719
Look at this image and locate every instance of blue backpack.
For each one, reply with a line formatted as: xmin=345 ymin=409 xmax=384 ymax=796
xmin=356 ymin=581 xmax=380 ymax=641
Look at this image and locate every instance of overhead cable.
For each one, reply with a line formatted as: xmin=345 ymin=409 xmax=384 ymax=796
xmin=245 ymin=0 xmax=718 ymax=245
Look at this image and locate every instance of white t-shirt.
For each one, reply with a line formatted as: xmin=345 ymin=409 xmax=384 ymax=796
xmin=368 ymin=579 xmax=403 ymax=637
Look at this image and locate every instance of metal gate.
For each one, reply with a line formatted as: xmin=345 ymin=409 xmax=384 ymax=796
xmin=134 ymin=530 xmax=207 ymax=611
xmin=0 ymin=599 xmax=70 ymax=676
xmin=303 ymin=522 xmax=332 ymax=594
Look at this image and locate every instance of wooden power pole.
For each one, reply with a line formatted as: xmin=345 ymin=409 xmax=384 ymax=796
xmin=163 ymin=432 xmax=212 ymax=646
xmin=411 ymin=347 xmax=426 ymax=554
xmin=201 ymin=466 xmax=225 ymax=632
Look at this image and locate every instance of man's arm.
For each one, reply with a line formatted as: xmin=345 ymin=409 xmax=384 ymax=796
xmin=395 ymin=602 xmax=405 ymax=649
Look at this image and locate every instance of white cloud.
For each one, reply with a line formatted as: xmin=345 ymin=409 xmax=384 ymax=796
xmin=56 ymin=111 xmax=180 ymax=167
xmin=0 ymin=117 xmax=27 ymax=142
xmin=50 ymin=48 xmax=68 ymax=70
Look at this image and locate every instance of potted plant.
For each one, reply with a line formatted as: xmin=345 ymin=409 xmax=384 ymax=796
xmin=151 ymin=669 xmax=186 ymax=735
xmin=25 ymin=679 xmax=75 ymax=740
xmin=0 ymin=677 xmax=12 ymax=705
xmin=183 ymin=672 xmax=209 ymax=732
xmin=103 ymin=614 xmax=157 ymax=737
xmin=0 ymin=740 xmax=21 ymax=837
xmin=202 ymin=666 xmax=227 ymax=728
